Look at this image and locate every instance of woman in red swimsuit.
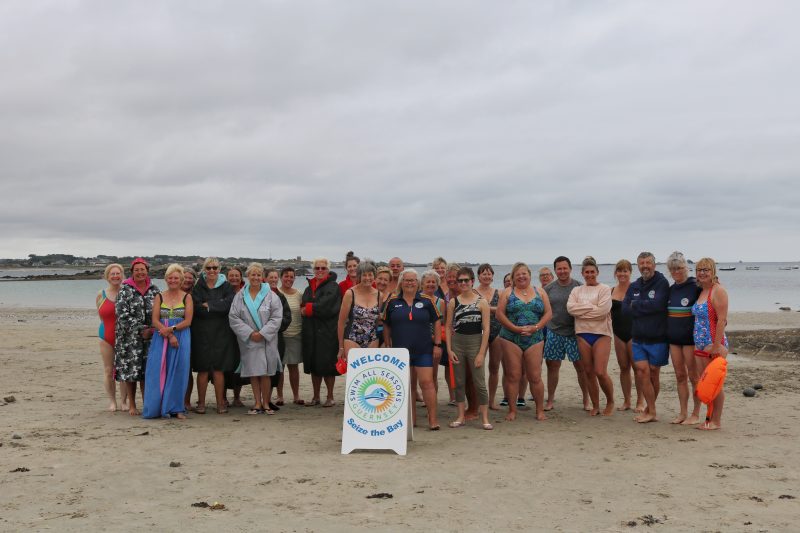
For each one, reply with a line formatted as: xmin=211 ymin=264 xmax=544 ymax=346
xmin=97 ymin=263 xmax=125 ymax=412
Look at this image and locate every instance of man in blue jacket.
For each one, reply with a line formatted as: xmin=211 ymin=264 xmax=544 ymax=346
xmin=623 ymin=252 xmax=669 ymax=423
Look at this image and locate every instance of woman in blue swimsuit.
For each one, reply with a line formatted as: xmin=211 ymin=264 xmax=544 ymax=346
xmin=496 ymin=262 xmax=552 ymax=421
xmin=692 ymin=257 xmax=729 ymax=431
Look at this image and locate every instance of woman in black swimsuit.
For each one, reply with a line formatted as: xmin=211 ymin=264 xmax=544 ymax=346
xmin=610 ymin=259 xmax=641 ymax=412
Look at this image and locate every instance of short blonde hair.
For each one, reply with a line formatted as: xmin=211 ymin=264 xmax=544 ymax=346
xmin=312 ymin=257 xmax=331 ymax=269
xmin=245 ymin=262 xmax=264 ymax=277
xmin=104 ymin=263 xmax=123 ymax=281
xmin=432 ymin=257 xmax=447 ymax=269
xmin=445 ymin=262 xmax=461 ymax=274
xmin=164 ymin=263 xmax=185 ymax=283
xmin=202 ymin=257 xmax=220 ymax=269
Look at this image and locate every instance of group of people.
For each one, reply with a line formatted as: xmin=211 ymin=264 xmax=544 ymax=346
xmin=96 ymin=251 xmax=729 ymax=430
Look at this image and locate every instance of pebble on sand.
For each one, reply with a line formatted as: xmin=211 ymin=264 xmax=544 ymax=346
xmin=743 ymin=388 xmax=757 ymax=397
xmin=753 ymin=384 xmax=764 ymax=390
xmin=3 ymin=395 xmax=15 ymax=403
xmin=12 ymin=433 xmax=22 ymax=439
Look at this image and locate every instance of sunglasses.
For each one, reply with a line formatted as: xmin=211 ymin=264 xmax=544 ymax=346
xmin=457 ymin=278 xmax=472 ymax=284
xmin=205 ymin=266 xmax=219 ymax=271
xmin=314 ymin=266 xmax=328 ymax=271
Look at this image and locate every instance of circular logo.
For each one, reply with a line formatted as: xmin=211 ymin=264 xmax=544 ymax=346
xmin=681 ymin=297 xmax=689 ymax=306
xmin=414 ymin=302 xmax=424 ymax=308
xmin=648 ymin=290 xmax=656 ymax=299
xmin=347 ymin=366 xmax=405 ymax=423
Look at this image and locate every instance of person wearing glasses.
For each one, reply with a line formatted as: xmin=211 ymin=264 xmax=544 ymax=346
xmin=692 ymin=258 xmax=729 ymax=430
xmin=382 ymin=269 xmax=443 ymax=430
xmin=446 ymin=267 xmax=492 ymax=429
xmin=191 ymin=257 xmax=238 ymax=414
xmin=301 ymin=257 xmax=342 ymax=407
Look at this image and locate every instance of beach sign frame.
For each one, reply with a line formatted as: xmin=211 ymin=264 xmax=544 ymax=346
xmin=341 ymin=348 xmax=413 ymax=455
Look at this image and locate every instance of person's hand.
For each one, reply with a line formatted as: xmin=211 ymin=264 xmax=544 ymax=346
xmin=202 ymin=302 xmax=209 ymax=310
xmin=169 ymin=335 xmax=179 ymax=348
xmin=141 ymin=328 xmax=154 ymax=340
xmin=449 ymin=351 xmax=459 ymax=364
xmin=474 ymin=355 xmax=484 ymax=368
xmin=250 ymin=331 xmax=264 ymax=342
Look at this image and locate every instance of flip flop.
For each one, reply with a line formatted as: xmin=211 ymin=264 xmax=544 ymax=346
xmin=246 ymin=408 xmax=264 ymax=415
xmin=429 ymin=425 xmax=440 ymax=431
xmin=322 ymin=399 xmax=335 ymax=407
xmin=305 ymin=399 xmax=320 ymax=407
xmin=268 ymin=402 xmax=280 ymax=412
xmin=194 ymin=406 xmax=206 ymax=414
xmin=293 ymin=399 xmax=305 ymax=405
xmin=448 ymin=420 xmax=465 ymax=428
xmin=264 ymin=409 xmax=275 ymax=415
xmin=499 ymin=398 xmax=509 ymax=407
xmin=482 ymin=423 xmax=494 ymax=430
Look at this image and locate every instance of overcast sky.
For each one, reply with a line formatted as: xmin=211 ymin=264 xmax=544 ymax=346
xmin=2 ymin=1 xmax=799 ymax=264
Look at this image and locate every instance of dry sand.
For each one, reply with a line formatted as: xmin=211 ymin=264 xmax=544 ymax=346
xmin=1 ymin=309 xmax=799 ymax=532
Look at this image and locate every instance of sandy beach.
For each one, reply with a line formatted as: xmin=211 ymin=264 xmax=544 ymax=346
xmin=1 ymin=308 xmax=799 ymax=532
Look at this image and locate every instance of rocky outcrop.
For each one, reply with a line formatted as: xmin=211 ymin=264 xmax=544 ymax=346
xmin=728 ymin=329 xmax=800 ymax=360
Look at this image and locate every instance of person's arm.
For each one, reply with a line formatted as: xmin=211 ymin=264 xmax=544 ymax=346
xmin=578 ymin=286 xmax=613 ymax=319
xmin=630 ymin=278 xmax=669 ymax=316
xmin=710 ymin=285 xmax=729 ymax=358
xmin=475 ymin=299 xmax=490 ymax=368
xmin=207 ymin=283 xmax=235 ymax=314
xmin=308 ymin=282 xmax=342 ymax=320
xmin=533 ymin=287 xmax=552 ymax=333
xmin=445 ymin=298 xmax=457 ymax=364
xmin=228 ymin=293 xmax=256 ymax=342
xmin=258 ymin=292 xmax=283 ymax=340
xmin=177 ymin=294 xmax=193 ymax=330
xmin=495 ymin=287 xmax=518 ymax=332
xmin=336 ymin=289 xmax=353 ymax=358
xmin=566 ymin=286 xmax=591 ymax=317
xmin=96 ymin=290 xmax=104 ymax=311
xmin=151 ymin=293 xmax=166 ymax=334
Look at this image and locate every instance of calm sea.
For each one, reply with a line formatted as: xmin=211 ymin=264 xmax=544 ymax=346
xmin=1 ymin=262 xmax=799 ymax=312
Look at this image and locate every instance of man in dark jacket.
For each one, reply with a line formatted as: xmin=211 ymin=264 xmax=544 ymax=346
xmin=623 ymin=252 xmax=669 ymax=423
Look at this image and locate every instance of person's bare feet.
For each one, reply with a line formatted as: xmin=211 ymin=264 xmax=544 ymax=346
xmin=464 ymin=411 xmax=478 ymax=421
xmin=232 ymin=399 xmax=245 ymax=408
xmin=583 ymin=401 xmax=592 ymax=412
xmin=681 ymin=414 xmax=701 ymax=425
xmin=671 ymin=414 xmax=687 ymax=424
xmin=589 ymin=407 xmax=600 ymax=416
xmin=602 ymin=402 xmax=615 ymax=416
xmin=175 ymin=413 xmax=187 ymax=420
xmin=634 ymin=403 xmax=645 ymax=414
xmin=697 ymin=421 xmax=720 ymax=430
xmin=489 ymin=403 xmax=500 ymax=411
xmin=108 ymin=403 xmax=118 ymax=412
xmin=544 ymin=400 xmax=554 ymax=411
xmin=634 ymin=413 xmax=657 ymax=423
xmin=128 ymin=407 xmax=140 ymax=416
xmin=617 ymin=402 xmax=631 ymax=411
xmin=536 ymin=411 xmax=548 ymax=421
xmin=505 ymin=410 xmax=517 ymax=421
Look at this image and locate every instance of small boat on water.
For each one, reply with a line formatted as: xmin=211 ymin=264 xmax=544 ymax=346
xmin=720 ymin=266 xmax=736 ymax=271
xmin=779 ymin=266 xmax=793 ymax=271
xmin=745 ymin=266 xmax=760 ymax=270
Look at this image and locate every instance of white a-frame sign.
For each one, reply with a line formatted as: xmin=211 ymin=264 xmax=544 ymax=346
xmin=341 ymin=348 xmax=413 ymax=455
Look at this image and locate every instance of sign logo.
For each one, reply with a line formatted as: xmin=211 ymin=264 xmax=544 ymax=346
xmin=681 ymin=297 xmax=689 ymax=306
xmin=648 ymin=290 xmax=656 ymax=299
xmin=347 ymin=366 xmax=405 ymax=423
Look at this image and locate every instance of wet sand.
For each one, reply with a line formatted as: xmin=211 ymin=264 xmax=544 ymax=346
xmin=1 ymin=309 xmax=798 ymax=531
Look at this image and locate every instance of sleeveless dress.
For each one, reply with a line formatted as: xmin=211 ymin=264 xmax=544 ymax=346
xmin=143 ymin=296 xmax=191 ymax=418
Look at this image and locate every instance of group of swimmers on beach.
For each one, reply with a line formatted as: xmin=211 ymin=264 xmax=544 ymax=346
xmin=95 ymin=250 xmax=729 ymax=431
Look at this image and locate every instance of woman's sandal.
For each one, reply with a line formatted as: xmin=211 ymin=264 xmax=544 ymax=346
xmin=322 ymin=399 xmax=335 ymax=407
xmin=482 ymin=423 xmax=494 ymax=430
xmin=264 ymin=409 xmax=275 ymax=415
xmin=246 ymin=408 xmax=264 ymax=415
xmin=194 ymin=405 xmax=206 ymax=415
xmin=448 ymin=420 xmax=465 ymax=428
xmin=429 ymin=425 xmax=441 ymax=431
xmin=305 ymin=399 xmax=320 ymax=407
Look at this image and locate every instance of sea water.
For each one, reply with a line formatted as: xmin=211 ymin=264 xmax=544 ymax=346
xmin=1 ymin=263 xmax=799 ymax=312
